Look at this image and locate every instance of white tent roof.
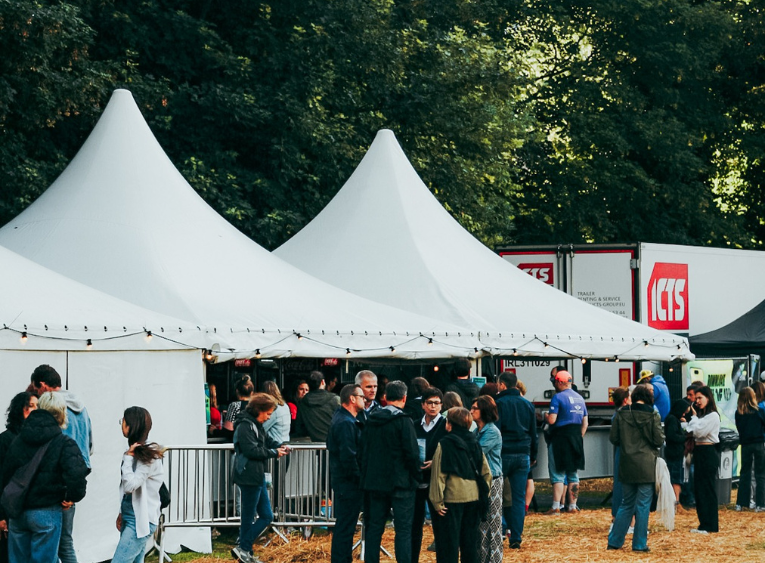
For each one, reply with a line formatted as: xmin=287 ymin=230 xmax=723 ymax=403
xmin=276 ymin=129 xmax=693 ymax=362
xmin=0 ymin=91 xmax=478 ymax=359
xmin=0 ymin=244 xmax=202 ymax=351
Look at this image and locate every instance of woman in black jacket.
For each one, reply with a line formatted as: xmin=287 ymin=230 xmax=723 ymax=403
xmin=664 ymin=398 xmax=690 ymax=509
xmin=735 ymin=387 xmax=765 ymax=511
xmin=0 ymin=392 xmax=38 ymax=563
xmin=231 ymin=393 xmax=289 ymax=563
xmin=1 ymin=392 xmax=87 ymax=563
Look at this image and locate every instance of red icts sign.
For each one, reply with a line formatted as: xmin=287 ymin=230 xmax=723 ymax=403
xmin=647 ymin=263 xmax=689 ymax=330
xmin=517 ymin=262 xmax=554 ymax=285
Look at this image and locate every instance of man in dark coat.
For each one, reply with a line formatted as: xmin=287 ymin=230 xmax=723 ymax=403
xmin=358 ymin=381 xmax=420 ymax=563
xmin=293 ymin=371 xmax=340 ymax=441
xmin=327 ymin=385 xmax=365 ymax=563
xmin=445 ymin=358 xmax=479 ymax=408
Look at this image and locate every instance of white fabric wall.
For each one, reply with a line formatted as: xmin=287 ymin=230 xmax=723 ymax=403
xmin=0 ymin=349 xmax=210 ymax=562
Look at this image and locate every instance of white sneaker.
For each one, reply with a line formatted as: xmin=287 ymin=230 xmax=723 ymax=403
xmin=231 ymin=547 xmax=256 ymax=563
xmin=627 ymin=527 xmax=634 ymax=534
xmin=690 ymin=529 xmax=709 ymax=534
xmin=735 ymin=505 xmax=742 ymax=512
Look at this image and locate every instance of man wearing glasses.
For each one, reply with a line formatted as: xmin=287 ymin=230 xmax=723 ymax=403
xmin=412 ymin=387 xmax=448 ymax=559
xmin=327 ymin=384 xmax=366 ymax=563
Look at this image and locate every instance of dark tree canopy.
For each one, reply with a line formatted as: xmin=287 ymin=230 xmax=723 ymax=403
xmin=0 ymin=0 xmax=761 ymax=251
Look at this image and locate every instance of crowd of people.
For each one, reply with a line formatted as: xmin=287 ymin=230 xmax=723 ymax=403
xmin=0 ymin=364 xmax=165 ymax=563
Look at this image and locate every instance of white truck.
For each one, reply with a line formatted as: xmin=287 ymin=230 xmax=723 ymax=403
xmin=496 ymin=243 xmax=765 ymax=408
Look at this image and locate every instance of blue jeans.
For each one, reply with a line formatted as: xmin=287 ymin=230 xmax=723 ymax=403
xmin=501 ymin=453 xmax=530 ymax=544
xmin=8 ymin=505 xmax=63 ymax=563
xmin=547 ymin=443 xmax=579 ymax=485
xmin=608 ymin=483 xmax=652 ymax=550
xmin=112 ymin=495 xmax=156 ymax=563
xmin=611 ymin=447 xmax=623 ymax=518
xmin=59 ymin=503 xmax=77 ymax=563
xmin=239 ymin=482 xmax=273 ymax=553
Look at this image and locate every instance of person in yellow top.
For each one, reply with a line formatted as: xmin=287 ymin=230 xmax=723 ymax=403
xmin=429 ymin=407 xmax=491 ymax=563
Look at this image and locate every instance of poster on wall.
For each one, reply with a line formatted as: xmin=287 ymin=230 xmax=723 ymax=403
xmin=686 ymin=358 xmax=750 ymax=430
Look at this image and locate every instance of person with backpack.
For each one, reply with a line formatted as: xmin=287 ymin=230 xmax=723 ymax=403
xmin=0 ymin=392 xmax=88 ymax=563
xmin=112 ymin=407 xmax=165 ymax=563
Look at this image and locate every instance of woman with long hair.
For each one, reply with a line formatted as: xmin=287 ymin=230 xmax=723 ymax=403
xmin=684 ymin=385 xmax=721 ymax=533
xmin=261 ymin=381 xmax=291 ymax=445
xmin=753 ymin=381 xmax=765 ymax=409
xmin=112 ymin=407 xmax=165 ymax=563
xmin=0 ymin=392 xmax=37 ymax=563
xmin=734 ymin=387 xmax=765 ymax=511
xmin=429 ymin=407 xmax=491 ymax=563
xmin=232 ymin=394 xmax=290 ymax=563
xmin=471 ymin=396 xmax=503 ymax=563
xmin=607 ymin=384 xmax=664 ymax=552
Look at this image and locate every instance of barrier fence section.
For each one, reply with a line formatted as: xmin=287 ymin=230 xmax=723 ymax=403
xmin=159 ymin=443 xmax=337 ymax=560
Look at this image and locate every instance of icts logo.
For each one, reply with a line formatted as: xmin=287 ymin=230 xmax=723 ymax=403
xmin=517 ymin=263 xmax=554 ymax=285
xmin=647 ymin=263 xmax=689 ymax=331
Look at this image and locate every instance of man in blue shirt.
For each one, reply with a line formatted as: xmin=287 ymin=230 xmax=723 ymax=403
xmin=545 ymin=370 xmax=587 ymax=514
xmin=495 ymin=371 xmax=537 ymax=549
xmin=637 ymin=369 xmax=670 ymax=421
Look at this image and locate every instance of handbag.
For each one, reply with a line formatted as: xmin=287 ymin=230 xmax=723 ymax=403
xmin=159 ymin=482 xmax=171 ymax=509
xmin=1 ymin=437 xmax=56 ymax=519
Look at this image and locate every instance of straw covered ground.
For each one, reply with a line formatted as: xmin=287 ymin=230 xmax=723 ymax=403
xmin=149 ymin=481 xmax=765 ymax=563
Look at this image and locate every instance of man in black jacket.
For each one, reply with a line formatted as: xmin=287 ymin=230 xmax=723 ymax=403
xmin=358 ymin=381 xmax=420 ymax=563
xmin=327 ymin=385 xmax=365 ymax=563
xmin=495 ymin=371 xmax=537 ymax=549
xmin=293 ymin=371 xmax=340 ymax=441
xmin=445 ymin=358 xmax=479 ymax=408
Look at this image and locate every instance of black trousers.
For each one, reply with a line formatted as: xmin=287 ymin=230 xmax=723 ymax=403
xmin=693 ymin=445 xmax=720 ymax=532
xmin=365 ymin=489 xmax=415 ymax=563
xmin=411 ymin=487 xmax=437 ymax=563
xmin=331 ymin=488 xmax=361 ymax=563
xmin=432 ymin=501 xmax=480 ymax=563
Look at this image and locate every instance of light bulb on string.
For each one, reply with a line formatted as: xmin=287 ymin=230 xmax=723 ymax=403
xmin=255 ymin=349 xmax=262 ymax=359
xmin=581 ymin=358 xmax=587 ymax=364
xmin=644 ymin=341 xmax=649 ymax=348
xmin=145 ymin=330 xmax=153 ymax=342
xmin=389 ymin=346 xmax=396 ymax=353
xmin=86 ymin=339 xmax=93 ymax=350
xmin=427 ymin=338 xmax=433 ymax=345
xmin=20 ymin=332 xmax=28 ymax=344
xmin=346 ymin=348 xmax=352 ymax=356
xmin=513 ymin=349 xmax=518 ymax=356
xmin=614 ymin=356 xmax=620 ymax=363
xmin=433 ymin=365 xmax=439 ymax=372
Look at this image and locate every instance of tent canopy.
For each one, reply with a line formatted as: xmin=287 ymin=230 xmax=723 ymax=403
xmin=0 ymin=91 xmax=478 ymax=359
xmin=0 ymin=243 xmax=202 ymax=351
xmin=276 ymin=129 xmax=693 ymax=362
xmin=690 ymin=299 xmax=765 ymax=358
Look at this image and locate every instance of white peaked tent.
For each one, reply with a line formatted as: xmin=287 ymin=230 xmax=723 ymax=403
xmin=276 ymin=130 xmax=694 ymax=362
xmin=0 ymin=90 xmax=478 ymax=360
xmin=0 ymin=244 xmax=208 ymax=561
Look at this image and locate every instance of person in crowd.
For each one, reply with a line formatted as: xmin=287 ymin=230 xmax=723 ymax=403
xmin=232 ymin=394 xmax=290 ymax=563
xmin=293 ymin=371 xmax=340 ymax=442
xmin=325 ymin=373 xmax=340 ymax=395
xmin=1 ymin=392 xmax=88 ymax=563
xmin=683 ymin=385 xmax=720 ymax=533
xmin=355 ymin=370 xmax=380 ymax=424
xmin=208 ymin=384 xmax=222 ymax=434
xmin=734 ymin=387 xmax=765 ymax=512
xmin=471 ymin=395 xmax=503 ymax=562
xmin=403 ymin=377 xmax=430 ymax=421
xmin=516 ymin=380 xmax=536 ymax=513
xmin=636 ymin=370 xmax=670 ymax=421
xmin=0 ymin=392 xmax=37 ymax=563
xmin=607 ymin=384 xmax=664 ymax=553
xmin=545 ymin=370 xmax=587 ymax=514
xmin=358 ymin=381 xmax=420 ymax=563
xmin=445 ymin=358 xmax=479 ymax=409
xmin=479 ymin=383 xmax=499 ymax=398
xmin=262 ymin=381 xmax=291 ymax=445
xmin=412 ymin=387 xmax=448 ymax=559
xmin=443 ymin=392 xmax=476 ymax=431
xmin=429 ymin=407 xmax=491 ymax=563
xmin=327 ymin=385 xmax=365 ymax=563
xmin=495 ymin=371 xmax=536 ymax=549
xmin=610 ymin=387 xmax=631 ymax=520
xmin=112 ymin=407 xmax=165 ymax=563
xmin=31 ymin=364 xmax=92 ymax=563
xmin=753 ymin=381 xmax=765 ymax=409
xmin=376 ymin=375 xmax=390 ymax=407
xmin=680 ymin=382 xmax=704 ymax=508
xmin=665 ymin=398 xmax=690 ymax=512
xmin=287 ymin=380 xmax=309 ymax=428
xmin=223 ymin=377 xmax=255 ymax=433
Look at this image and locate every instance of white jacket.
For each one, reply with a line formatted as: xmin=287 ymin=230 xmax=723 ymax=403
xmin=119 ymin=454 xmax=164 ymax=538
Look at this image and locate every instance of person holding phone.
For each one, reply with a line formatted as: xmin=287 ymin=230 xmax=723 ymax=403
xmin=683 ymin=386 xmax=720 ymax=534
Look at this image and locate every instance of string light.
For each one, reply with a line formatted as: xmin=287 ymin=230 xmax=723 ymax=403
xmin=544 ymin=342 xmax=550 ymax=348
xmin=512 ymin=348 xmax=518 ymax=356
xmin=644 ymin=341 xmax=649 ymax=347
xmin=86 ymin=339 xmax=93 ymax=350
xmin=433 ymin=365 xmax=439 ymax=372
xmin=614 ymin=356 xmax=620 ymax=363
xmin=427 ymin=338 xmax=433 ymax=345
xmin=20 ymin=332 xmax=28 ymax=344
xmin=581 ymin=358 xmax=587 ymax=364
xmin=296 ymin=333 xmax=303 ymax=340
xmin=255 ymin=349 xmax=261 ymax=359
xmin=389 ymin=346 xmax=396 ymax=353
xmin=145 ymin=330 xmax=153 ymax=342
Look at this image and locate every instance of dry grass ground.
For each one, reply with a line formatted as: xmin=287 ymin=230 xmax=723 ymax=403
xmin=152 ymin=481 xmax=765 ymax=563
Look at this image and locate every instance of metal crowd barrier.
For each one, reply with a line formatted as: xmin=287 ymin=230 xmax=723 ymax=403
xmin=158 ymin=443 xmax=338 ymax=560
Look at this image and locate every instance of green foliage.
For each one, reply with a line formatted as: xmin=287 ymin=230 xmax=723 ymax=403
xmin=0 ymin=0 xmax=762 ymax=252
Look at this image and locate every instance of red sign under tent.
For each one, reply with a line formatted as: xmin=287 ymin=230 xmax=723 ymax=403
xmin=322 ymin=358 xmax=339 ymax=367
xmin=234 ymin=359 xmax=251 ymax=367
